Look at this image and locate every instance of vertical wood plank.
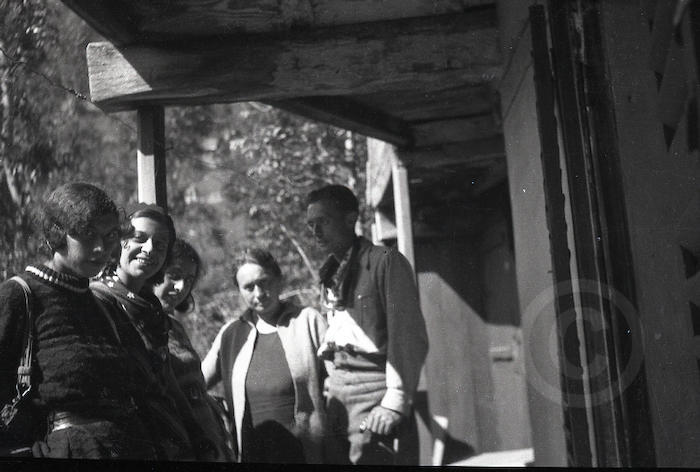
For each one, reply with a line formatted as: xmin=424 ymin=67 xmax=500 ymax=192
xmin=373 ymin=211 xmax=397 ymax=242
xmin=137 ymin=106 xmax=167 ymax=211
xmin=530 ymin=4 xmax=593 ymax=466
xmin=391 ymin=156 xmax=415 ymax=269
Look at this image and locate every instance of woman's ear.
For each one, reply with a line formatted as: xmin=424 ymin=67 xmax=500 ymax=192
xmin=344 ymin=211 xmax=359 ymax=230
xmin=46 ymin=223 xmax=65 ymax=254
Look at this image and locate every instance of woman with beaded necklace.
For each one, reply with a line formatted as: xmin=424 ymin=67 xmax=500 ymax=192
xmin=91 ymin=203 xmax=214 ymax=461
xmin=0 ymin=182 xmax=156 ymax=459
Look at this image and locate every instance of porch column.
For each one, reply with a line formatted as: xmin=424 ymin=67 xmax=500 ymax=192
xmin=366 ymin=137 xmax=416 ymax=266
xmin=391 ymin=155 xmax=415 ymax=268
xmin=137 ymin=106 xmax=168 ymax=211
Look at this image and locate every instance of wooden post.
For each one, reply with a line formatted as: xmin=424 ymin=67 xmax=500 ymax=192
xmin=391 ymin=155 xmax=415 ymax=268
xmin=137 ymin=106 xmax=167 ymax=211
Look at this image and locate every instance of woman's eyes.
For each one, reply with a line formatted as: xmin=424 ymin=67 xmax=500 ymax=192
xmin=131 ymin=233 xmax=148 ymax=243
xmin=168 ymin=272 xmax=190 ymax=282
xmin=105 ymin=230 xmax=120 ymax=240
xmin=130 ymin=233 xmax=168 ymax=250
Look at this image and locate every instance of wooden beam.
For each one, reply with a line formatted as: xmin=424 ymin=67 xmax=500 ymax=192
xmin=61 ymin=0 xmax=139 ymax=46
xmin=354 ymin=84 xmax=497 ymax=122
xmin=122 ymin=0 xmax=496 ymax=37
xmin=86 ymin=12 xmax=502 ymax=111
xmin=403 ymin=136 xmax=504 ymax=168
xmin=411 ymin=114 xmax=499 ymax=147
xmin=268 ymin=97 xmax=413 ymax=147
xmin=137 ymin=106 xmax=168 ymax=211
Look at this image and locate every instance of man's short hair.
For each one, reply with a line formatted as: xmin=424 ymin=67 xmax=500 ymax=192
xmin=306 ymin=184 xmax=359 ymax=215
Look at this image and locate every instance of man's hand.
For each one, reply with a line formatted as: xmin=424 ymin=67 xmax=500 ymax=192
xmin=360 ymin=406 xmax=402 ymax=436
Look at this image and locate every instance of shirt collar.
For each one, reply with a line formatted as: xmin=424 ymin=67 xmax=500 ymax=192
xmin=330 ymin=240 xmax=355 ymax=285
xmin=254 ymin=315 xmax=277 ymax=333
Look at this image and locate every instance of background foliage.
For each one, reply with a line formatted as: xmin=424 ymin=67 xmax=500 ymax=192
xmin=0 ymin=0 xmax=369 ymax=357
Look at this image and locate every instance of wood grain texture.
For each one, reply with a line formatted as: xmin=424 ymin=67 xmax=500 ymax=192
xmin=61 ymin=0 xmax=139 ymax=46
xmin=86 ymin=12 xmax=502 ymax=111
xmin=125 ymin=0 xmax=496 ymax=36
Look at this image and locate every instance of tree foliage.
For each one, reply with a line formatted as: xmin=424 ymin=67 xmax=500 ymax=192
xmin=0 ymin=1 xmax=369 ymax=357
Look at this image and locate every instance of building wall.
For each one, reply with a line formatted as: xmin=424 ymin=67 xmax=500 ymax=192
xmin=476 ymin=206 xmax=532 ymax=451
xmin=497 ymin=0 xmax=568 ymax=466
xmin=415 ymin=236 xmax=482 ymax=457
xmin=414 ymin=190 xmax=529 ymax=460
xmin=597 ymin=0 xmax=700 ymax=465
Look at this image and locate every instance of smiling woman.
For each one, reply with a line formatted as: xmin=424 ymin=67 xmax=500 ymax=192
xmin=91 ymin=204 xmax=215 ymax=461
xmin=152 ymin=239 xmax=234 ymax=461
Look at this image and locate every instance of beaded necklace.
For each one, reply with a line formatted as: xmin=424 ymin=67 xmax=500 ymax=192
xmin=26 ymin=265 xmax=89 ymax=293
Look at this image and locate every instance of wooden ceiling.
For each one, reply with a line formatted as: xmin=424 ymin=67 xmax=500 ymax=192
xmin=61 ymin=0 xmax=505 ymax=154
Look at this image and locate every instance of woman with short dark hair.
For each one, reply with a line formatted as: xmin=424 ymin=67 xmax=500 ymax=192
xmin=202 ymin=247 xmax=328 ymax=463
xmin=0 ymin=182 xmax=156 ymax=459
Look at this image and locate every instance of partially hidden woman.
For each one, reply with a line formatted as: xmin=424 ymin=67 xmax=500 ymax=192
xmin=0 ymin=182 xmax=156 ymax=459
xmin=151 ymin=238 xmax=234 ymax=461
xmin=91 ymin=203 xmax=213 ymax=461
xmin=202 ymin=248 xmax=328 ymax=464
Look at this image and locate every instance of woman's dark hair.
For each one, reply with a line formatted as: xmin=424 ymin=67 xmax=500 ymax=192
xmin=41 ymin=182 xmax=118 ymax=253
xmin=232 ymin=247 xmax=282 ymax=287
xmin=121 ymin=203 xmax=177 ymax=286
xmin=166 ymin=239 xmax=203 ymax=312
xmin=306 ymin=184 xmax=359 ymax=215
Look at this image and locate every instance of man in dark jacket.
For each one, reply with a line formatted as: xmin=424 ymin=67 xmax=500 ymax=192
xmin=306 ymin=184 xmax=428 ymax=465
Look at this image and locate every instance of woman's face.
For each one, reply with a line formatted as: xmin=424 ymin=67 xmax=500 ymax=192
xmin=119 ymin=216 xmax=171 ymax=283
xmin=54 ymin=213 xmax=120 ymax=278
xmin=153 ymin=257 xmax=198 ymax=312
xmin=235 ymin=262 xmax=282 ymax=318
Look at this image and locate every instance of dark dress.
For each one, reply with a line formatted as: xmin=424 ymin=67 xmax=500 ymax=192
xmin=91 ymin=274 xmax=200 ymax=461
xmin=168 ymin=315 xmax=234 ymax=461
xmin=0 ymin=265 xmax=156 ymax=459
xmin=241 ymin=332 xmax=304 ymax=463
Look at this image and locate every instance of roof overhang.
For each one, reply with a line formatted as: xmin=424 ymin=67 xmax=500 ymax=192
xmin=62 ymin=0 xmax=504 ymax=149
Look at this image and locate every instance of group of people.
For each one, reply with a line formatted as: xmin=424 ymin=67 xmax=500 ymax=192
xmin=0 ymin=182 xmax=429 ymax=464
